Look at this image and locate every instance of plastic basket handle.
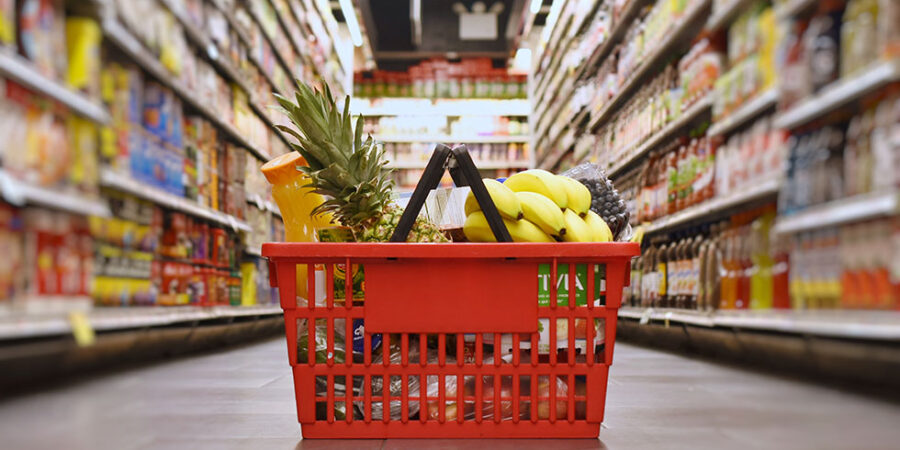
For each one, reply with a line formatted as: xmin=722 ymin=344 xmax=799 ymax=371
xmin=389 ymin=144 xmax=512 ymax=242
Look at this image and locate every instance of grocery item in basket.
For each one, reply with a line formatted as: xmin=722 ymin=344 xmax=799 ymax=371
xmin=562 ymin=163 xmax=631 ymax=241
xmin=352 ymin=337 xmax=421 ymax=420
xmin=423 ymin=368 xmax=575 ymax=421
xmin=463 ymin=211 xmax=554 ymax=243
xmin=463 ymin=178 xmax=523 ymax=221
xmin=262 ymin=152 xmax=330 ymax=301
xmin=503 ymin=170 xmax=568 ymax=209
xmin=515 ymin=191 xmax=566 ymax=238
xmin=273 ymin=82 xmax=447 ymax=243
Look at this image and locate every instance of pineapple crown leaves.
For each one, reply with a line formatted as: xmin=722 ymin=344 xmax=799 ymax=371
xmin=274 ymin=81 xmax=395 ymax=228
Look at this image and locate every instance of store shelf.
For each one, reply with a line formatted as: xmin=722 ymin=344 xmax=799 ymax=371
xmin=245 ymin=3 xmax=297 ymax=93
xmin=387 ymin=160 xmax=531 ymax=170
xmin=578 ymin=0 xmax=650 ymax=83
xmin=375 ymin=135 xmax=529 ymax=144
xmin=608 ymin=95 xmax=714 ymax=178
xmin=101 ymin=19 xmax=271 ymax=162
xmin=588 ymin=0 xmax=712 ymax=132
xmin=708 ymin=88 xmax=779 ymax=137
xmin=706 ymin=0 xmax=755 ymax=31
xmin=0 ymin=51 xmax=110 ymax=124
xmin=246 ymin=194 xmax=281 ymax=217
xmin=350 ymin=98 xmax=529 ymax=117
xmin=646 ymin=177 xmax=781 ymax=234
xmin=774 ymin=0 xmax=818 ymax=19
xmin=100 ymin=169 xmax=251 ymax=232
xmin=618 ymin=306 xmax=900 ymax=340
xmin=0 ymin=170 xmax=110 ymax=217
xmin=773 ymin=191 xmax=899 ymax=235
xmin=774 ymin=60 xmax=900 ymax=130
xmin=0 ymin=305 xmax=282 ymax=340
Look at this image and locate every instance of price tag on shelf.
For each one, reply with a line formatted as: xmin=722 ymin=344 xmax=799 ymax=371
xmin=640 ymin=308 xmax=652 ymax=325
xmin=664 ymin=311 xmax=673 ymax=328
xmin=68 ymin=312 xmax=95 ymax=347
xmin=227 ymin=214 xmax=238 ymax=231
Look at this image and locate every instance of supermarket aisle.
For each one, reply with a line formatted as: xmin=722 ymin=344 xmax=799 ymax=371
xmin=2 ymin=339 xmax=899 ymax=450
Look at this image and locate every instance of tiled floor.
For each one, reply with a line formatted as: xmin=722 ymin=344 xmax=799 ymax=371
xmin=1 ymin=338 xmax=899 ymax=449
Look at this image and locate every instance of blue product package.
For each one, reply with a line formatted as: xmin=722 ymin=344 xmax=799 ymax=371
xmin=142 ymin=82 xmax=168 ymax=141
xmin=351 ymin=319 xmax=382 ymax=357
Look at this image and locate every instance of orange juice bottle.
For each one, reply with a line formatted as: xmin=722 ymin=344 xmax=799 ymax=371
xmin=261 ymin=152 xmax=329 ymax=302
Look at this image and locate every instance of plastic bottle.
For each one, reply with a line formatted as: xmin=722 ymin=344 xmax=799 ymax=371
xmin=719 ymin=228 xmax=737 ymax=310
xmin=749 ymin=212 xmax=775 ymax=310
xmin=261 ymin=152 xmax=329 ymax=302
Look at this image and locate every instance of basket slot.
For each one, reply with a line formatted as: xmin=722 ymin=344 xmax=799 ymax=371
xmin=344 ymin=258 xmax=353 ymax=309
xmin=438 ymin=334 xmax=447 ymax=367
xmin=307 ymin=264 xmax=316 ymax=310
xmin=346 ymin=375 xmax=354 ymax=424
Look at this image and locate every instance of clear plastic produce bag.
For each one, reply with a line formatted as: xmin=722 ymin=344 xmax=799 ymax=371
xmin=562 ymin=163 xmax=631 ymax=241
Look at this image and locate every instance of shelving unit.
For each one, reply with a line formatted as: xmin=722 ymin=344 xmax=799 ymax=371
xmin=773 ymin=191 xmax=899 ymax=235
xmin=350 ymin=98 xmax=529 ymax=117
xmin=774 ymin=59 xmax=900 ymax=130
xmin=606 ymin=95 xmax=714 ymax=177
xmin=0 ymin=52 xmax=110 ymax=124
xmin=619 ymin=307 xmax=900 ymax=341
xmin=707 ymin=88 xmax=778 ymax=137
xmin=587 ymin=0 xmax=712 ymax=133
xmin=101 ymin=18 xmax=271 ymax=162
xmin=375 ymin=135 xmax=529 ymax=144
xmin=0 ymin=305 xmax=282 ymax=340
xmin=0 ymin=170 xmax=110 ymax=217
xmin=646 ymin=177 xmax=781 ymax=234
xmin=100 ymin=169 xmax=251 ymax=233
xmin=387 ymin=160 xmax=531 ymax=170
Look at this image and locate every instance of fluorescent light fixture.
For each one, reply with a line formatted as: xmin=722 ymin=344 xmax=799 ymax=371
xmin=529 ymin=0 xmax=542 ymax=14
xmin=339 ymin=0 xmax=363 ymax=47
xmin=540 ymin=0 xmax=563 ymax=43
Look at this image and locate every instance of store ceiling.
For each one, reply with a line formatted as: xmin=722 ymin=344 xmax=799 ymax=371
xmin=350 ymin=0 xmax=535 ymax=70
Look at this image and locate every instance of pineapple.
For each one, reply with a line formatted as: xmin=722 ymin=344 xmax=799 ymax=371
xmin=274 ymin=82 xmax=447 ymax=242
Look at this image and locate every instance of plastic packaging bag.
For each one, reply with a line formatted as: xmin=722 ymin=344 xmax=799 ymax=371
xmin=352 ymin=337 xmax=422 ymax=420
xmin=562 ymin=163 xmax=631 ymax=241
xmin=423 ymin=359 xmax=575 ymax=421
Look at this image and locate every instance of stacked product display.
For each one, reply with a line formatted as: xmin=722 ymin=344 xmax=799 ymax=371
xmin=354 ymin=58 xmax=528 ymax=100
xmin=531 ymin=0 xmax=900 ymax=338
xmin=0 ymin=0 xmax=347 ymax=336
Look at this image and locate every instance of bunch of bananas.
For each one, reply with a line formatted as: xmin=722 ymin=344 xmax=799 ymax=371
xmin=463 ymin=170 xmax=614 ymax=243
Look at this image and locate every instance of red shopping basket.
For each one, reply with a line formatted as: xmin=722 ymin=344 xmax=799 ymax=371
xmin=265 ymin=242 xmax=638 ymax=438
xmin=263 ymin=144 xmax=639 ymax=438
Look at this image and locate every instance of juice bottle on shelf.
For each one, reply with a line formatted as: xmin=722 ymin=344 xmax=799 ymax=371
xmin=719 ymin=228 xmax=737 ymax=310
xmin=749 ymin=212 xmax=775 ymax=310
xmin=840 ymin=224 xmax=859 ymax=308
xmin=666 ymin=150 xmax=679 ymax=216
xmin=261 ymin=152 xmax=329 ymax=302
xmin=658 ymin=242 xmax=669 ymax=308
xmin=872 ymin=220 xmax=895 ymax=309
xmin=671 ymin=238 xmax=684 ymax=308
xmin=697 ymin=231 xmax=710 ymax=310
xmin=690 ymin=234 xmax=704 ymax=309
xmin=772 ymin=228 xmax=792 ymax=309
xmin=734 ymin=225 xmax=750 ymax=310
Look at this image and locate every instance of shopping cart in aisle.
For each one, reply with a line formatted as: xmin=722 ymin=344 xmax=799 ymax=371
xmin=263 ymin=145 xmax=639 ymax=438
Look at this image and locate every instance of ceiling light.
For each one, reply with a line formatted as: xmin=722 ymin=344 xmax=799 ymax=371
xmin=339 ymin=0 xmax=363 ymax=47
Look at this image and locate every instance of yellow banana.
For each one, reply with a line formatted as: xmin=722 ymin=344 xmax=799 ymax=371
xmin=464 ymin=178 xmax=524 ymax=221
xmin=509 ymin=218 xmax=555 ymax=242
xmin=504 ymin=170 xmax=568 ymax=209
xmin=515 ymin=191 xmax=566 ymax=238
xmin=584 ymin=210 xmax=613 ymax=242
xmin=463 ymin=211 xmax=554 ymax=243
xmin=562 ymin=208 xmax=593 ymax=242
xmin=558 ymin=176 xmax=592 ymax=216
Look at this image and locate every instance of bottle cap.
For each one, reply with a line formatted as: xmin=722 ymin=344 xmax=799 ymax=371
xmin=261 ymin=152 xmax=307 ymax=185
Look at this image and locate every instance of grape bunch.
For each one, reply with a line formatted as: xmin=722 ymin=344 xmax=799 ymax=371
xmin=573 ymin=174 xmax=629 ymax=240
